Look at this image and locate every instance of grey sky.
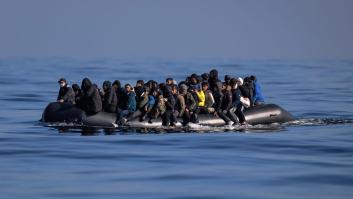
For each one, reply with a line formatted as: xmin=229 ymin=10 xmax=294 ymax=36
xmin=0 ymin=0 xmax=352 ymax=59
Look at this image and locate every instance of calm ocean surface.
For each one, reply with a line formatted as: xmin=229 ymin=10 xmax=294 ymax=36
xmin=0 ymin=58 xmax=353 ymax=199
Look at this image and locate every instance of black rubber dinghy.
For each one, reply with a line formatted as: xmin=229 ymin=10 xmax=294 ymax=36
xmin=42 ymin=102 xmax=294 ymax=128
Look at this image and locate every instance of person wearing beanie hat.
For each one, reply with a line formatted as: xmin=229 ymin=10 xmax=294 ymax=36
xmin=57 ymin=78 xmax=75 ymax=104
xmin=166 ymin=77 xmax=174 ymax=86
xmin=224 ymin=75 xmax=232 ymax=85
xmin=201 ymin=73 xmax=209 ymax=82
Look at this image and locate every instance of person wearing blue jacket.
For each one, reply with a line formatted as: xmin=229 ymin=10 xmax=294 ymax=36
xmin=251 ymin=76 xmax=265 ymax=106
xmin=117 ymin=84 xmax=136 ymax=124
xmin=129 ymin=86 xmax=156 ymax=122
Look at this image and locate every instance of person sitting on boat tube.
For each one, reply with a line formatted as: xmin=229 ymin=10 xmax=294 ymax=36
xmin=217 ymin=82 xmax=235 ymax=125
xmin=250 ymin=75 xmax=265 ymax=106
xmin=101 ymin=80 xmax=118 ymax=113
xmin=128 ymin=86 xmax=155 ymax=122
xmin=161 ymin=86 xmax=176 ymax=127
xmin=242 ymin=77 xmax=255 ymax=107
xmin=117 ymin=84 xmax=136 ymax=124
xmin=188 ymin=74 xmax=203 ymax=123
xmin=71 ymin=83 xmax=81 ymax=105
xmin=230 ymin=78 xmax=247 ymax=125
xmin=79 ymin=78 xmax=102 ymax=115
xmin=179 ymin=84 xmax=197 ymax=125
xmin=57 ymin=78 xmax=75 ymax=104
xmin=237 ymin=77 xmax=251 ymax=109
xmin=201 ymin=81 xmax=215 ymax=113
xmin=148 ymin=88 xmax=166 ymax=124
xmin=134 ymin=80 xmax=145 ymax=100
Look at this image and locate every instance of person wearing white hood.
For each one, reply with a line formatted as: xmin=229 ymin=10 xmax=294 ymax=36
xmin=229 ymin=78 xmax=247 ymax=125
xmin=237 ymin=77 xmax=251 ymax=108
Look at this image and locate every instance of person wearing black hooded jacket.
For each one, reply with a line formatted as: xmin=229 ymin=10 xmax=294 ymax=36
xmin=112 ymin=80 xmax=125 ymax=110
xmin=241 ymin=77 xmax=254 ymax=107
xmin=102 ymin=81 xmax=117 ymax=113
xmin=217 ymin=83 xmax=234 ymax=125
xmin=57 ymin=78 xmax=75 ymax=104
xmin=161 ymin=86 xmax=176 ymax=127
xmin=208 ymin=69 xmax=223 ymax=114
xmin=79 ymin=78 xmax=102 ymax=115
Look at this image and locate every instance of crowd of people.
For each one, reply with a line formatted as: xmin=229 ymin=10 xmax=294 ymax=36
xmin=56 ymin=69 xmax=265 ymax=127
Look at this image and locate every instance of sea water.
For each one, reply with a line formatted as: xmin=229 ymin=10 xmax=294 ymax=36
xmin=0 ymin=58 xmax=352 ymax=198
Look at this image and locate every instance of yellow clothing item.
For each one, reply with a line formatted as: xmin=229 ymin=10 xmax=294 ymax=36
xmin=196 ymin=90 xmax=205 ymax=107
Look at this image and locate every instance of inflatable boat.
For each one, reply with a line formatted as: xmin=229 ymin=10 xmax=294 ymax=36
xmin=41 ymin=102 xmax=295 ymax=128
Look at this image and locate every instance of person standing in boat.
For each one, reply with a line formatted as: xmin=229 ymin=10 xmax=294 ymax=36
xmin=208 ymin=69 xmax=224 ymax=116
xmin=57 ymin=78 xmax=75 ymax=104
xmin=79 ymin=78 xmax=102 ymax=115
xmin=251 ymin=75 xmax=265 ymax=106
xmin=101 ymin=81 xmax=118 ymax=113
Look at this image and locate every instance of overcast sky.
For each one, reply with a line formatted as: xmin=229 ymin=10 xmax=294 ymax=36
xmin=0 ymin=0 xmax=352 ymax=59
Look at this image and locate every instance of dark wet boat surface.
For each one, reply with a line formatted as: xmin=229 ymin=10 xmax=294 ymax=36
xmin=42 ymin=102 xmax=295 ymax=128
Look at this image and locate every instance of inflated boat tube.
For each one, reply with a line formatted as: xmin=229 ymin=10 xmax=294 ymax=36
xmin=42 ymin=102 xmax=294 ymax=128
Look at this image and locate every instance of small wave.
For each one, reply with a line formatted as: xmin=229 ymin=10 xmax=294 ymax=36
xmin=287 ymin=118 xmax=353 ymax=126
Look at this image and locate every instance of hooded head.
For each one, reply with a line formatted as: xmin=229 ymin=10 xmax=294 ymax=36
xmin=163 ymin=85 xmax=172 ymax=97
xmin=209 ymin=69 xmax=219 ymax=80
xmin=103 ymin=81 xmax=112 ymax=91
xmin=224 ymin=75 xmax=231 ymax=84
xmin=81 ymin=78 xmax=92 ymax=91
xmin=112 ymin=80 xmax=121 ymax=88
xmin=72 ymin=84 xmax=80 ymax=93
xmin=237 ymin=77 xmax=244 ymax=86
xmin=229 ymin=78 xmax=238 ymax=89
